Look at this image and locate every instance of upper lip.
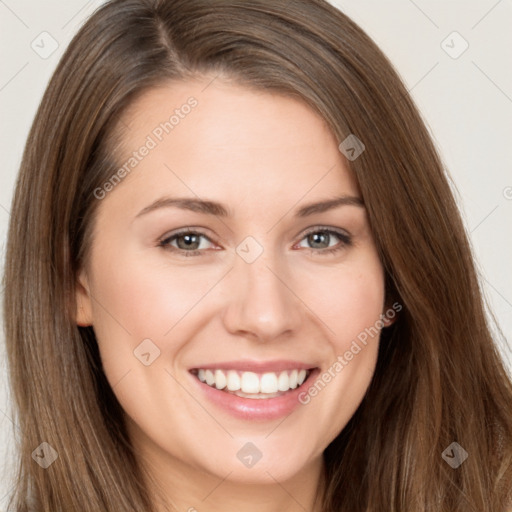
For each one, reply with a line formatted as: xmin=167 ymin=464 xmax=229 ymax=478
xmin=189 ymin=360 xmax=317 ymax=373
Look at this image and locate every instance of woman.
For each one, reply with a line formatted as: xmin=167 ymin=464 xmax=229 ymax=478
xmin=3 ymin=0 xmax=512 ymax=510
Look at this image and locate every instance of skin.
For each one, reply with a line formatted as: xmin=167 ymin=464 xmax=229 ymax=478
xmin=76 ymin=77 xmax=392 ymax=512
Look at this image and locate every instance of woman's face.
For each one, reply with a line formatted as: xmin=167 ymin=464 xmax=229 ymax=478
xmin=77 ymin=78 xmax=386 ymax=488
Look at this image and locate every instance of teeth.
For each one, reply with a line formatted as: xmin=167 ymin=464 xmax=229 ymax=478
xmin=241 ymin=372 xmax=260 ymax=393
xmin=205 ymin=369 xmax=215 ymax=386
xmin=194 ymin=368 xmax=311 ymax=394
xmin=289 ymin=369 xmax=298 ymax=389
xmin=226 ymin=370 xmax=241 ymax=391
xmin=277 ymin=371 xmax=289 ymax=391
xmin=260 ymin=372 xmax=278 ymax=393
xmin=214 ymin=369 xmax=227 ymax=390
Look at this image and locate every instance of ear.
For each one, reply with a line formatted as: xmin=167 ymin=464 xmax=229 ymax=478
xmin=381 ymin=313 xmax=396 ymax=328
xmin=75 ymin=270 xmax=93 ymax=326
xmin=381 ymin=299 xmax=401 ymax=328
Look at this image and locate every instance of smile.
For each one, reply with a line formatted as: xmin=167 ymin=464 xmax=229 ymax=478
xmin=188 ymin=360 xmax=320 ymax=420
xmin=190 ymin=368 xmax=311 ymax=398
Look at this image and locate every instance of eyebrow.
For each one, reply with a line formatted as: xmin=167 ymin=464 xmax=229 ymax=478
xmin=134 ymin=195 xmax=364 ymax=220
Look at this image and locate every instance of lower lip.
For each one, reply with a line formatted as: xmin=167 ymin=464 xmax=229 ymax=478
xmin=189 ymin=368 xmax=320 ymax=421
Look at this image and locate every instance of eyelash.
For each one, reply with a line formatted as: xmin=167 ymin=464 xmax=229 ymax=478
xmin=158 ymin=226 xmax=352 ymax=257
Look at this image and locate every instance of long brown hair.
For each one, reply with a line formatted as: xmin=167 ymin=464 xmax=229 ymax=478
xmin=3 ymin=0 xmax=512 ymax=510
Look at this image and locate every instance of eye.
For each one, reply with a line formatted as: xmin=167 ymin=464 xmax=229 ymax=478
xmin=296 ymin=227 xmax=352 ymax=255
xmin=158 ymin=229 xmax=216 ymax=256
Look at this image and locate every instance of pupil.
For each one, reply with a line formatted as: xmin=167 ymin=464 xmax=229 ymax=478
xmin=310 ymin=232 xmax=328 ymax=248
xmin=178 ymin=234 xmax=199 ymax=250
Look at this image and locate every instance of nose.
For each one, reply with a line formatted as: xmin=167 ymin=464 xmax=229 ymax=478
xmin=221 ymin=247 xmax=303 ymax=343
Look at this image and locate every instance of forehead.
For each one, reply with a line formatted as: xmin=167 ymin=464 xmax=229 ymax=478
xmin=107 ymin=78 xmax=360 ymax=212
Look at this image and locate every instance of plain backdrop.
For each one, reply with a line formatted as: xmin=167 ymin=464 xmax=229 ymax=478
xmin=1 ymin=0 xmax=511 ymax=508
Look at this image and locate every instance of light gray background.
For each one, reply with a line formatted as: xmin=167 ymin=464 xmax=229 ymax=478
xmin=1 ymin=0 xmax=511 ymax=508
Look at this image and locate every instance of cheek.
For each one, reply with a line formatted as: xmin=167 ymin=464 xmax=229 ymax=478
xmin=308 ymin=258 xmax=385 ymax=344
xmin=294 ymin=257 xmax=385 ymax=438
xmin=87 ymin=247 xmax=226 ymax=371
xmin=85 ymin=249 xmax=221 ymax=430
xmin=327 ymin=264 xmax=385 ymax=374
xmin=90 ymin=239 xmax=204 ymax=328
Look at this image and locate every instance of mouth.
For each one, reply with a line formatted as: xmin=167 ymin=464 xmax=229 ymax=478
xmin=189 ymin=366 xmax=316 ymax=400
xmin=188 ymin=361 xmax=321 ymax=420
